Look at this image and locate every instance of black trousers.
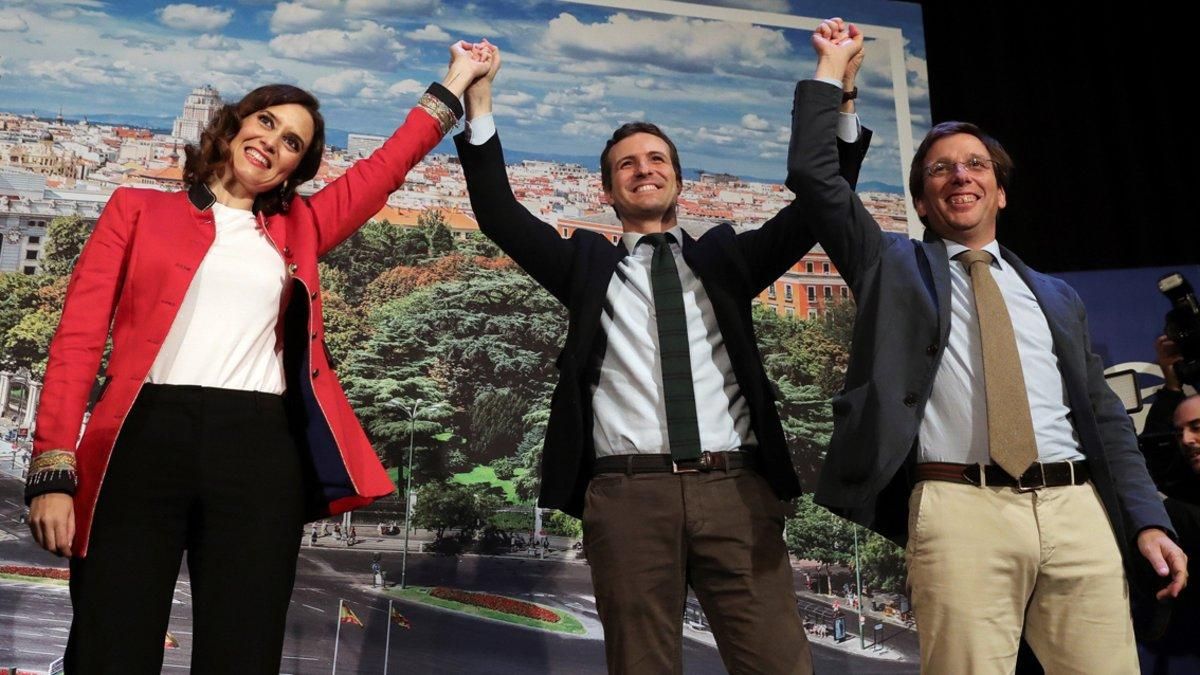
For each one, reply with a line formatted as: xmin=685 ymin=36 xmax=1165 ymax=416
xmin=66 ymin=384 xmax=306 ymax=674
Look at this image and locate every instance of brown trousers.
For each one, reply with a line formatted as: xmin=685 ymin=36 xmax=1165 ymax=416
xmin=583 ymin=467 xmax=812 ymax=675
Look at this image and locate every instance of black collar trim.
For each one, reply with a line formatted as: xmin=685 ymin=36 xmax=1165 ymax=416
xmin=188 ymin=182 xmax=216 ymax=211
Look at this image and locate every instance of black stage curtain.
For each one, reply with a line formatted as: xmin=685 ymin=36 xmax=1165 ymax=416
xmin=915 ymin=4 xmax=1198 ymax=274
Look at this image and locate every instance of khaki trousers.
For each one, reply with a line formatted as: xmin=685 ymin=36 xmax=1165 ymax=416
xmin=583 ymin=467 xmax=812 ymax=675
xmin=905 ymin=480 xmax=1137 ymax=675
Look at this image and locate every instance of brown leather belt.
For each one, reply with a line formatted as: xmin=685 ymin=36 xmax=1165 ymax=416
xmin=915 ymin=461 xmax=1089 ymax=490
xmin=593 ymin=451 xmax=756 ymax=476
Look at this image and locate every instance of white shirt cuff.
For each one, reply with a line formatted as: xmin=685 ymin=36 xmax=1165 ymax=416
xmin=467 ymin=113 xmax=495 ymax=145
xmin=812 ymin=77 xmax=860 ymax=143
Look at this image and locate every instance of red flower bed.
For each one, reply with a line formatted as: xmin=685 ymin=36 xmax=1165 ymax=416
xmin=431 ymin=587 xmax=560 ymax=623
xmin=0 ymin=564 xmax=69 ymax=580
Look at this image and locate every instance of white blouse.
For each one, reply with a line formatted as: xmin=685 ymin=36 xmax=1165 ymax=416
xmin=146 ymin=201 xmax=288 ymax=394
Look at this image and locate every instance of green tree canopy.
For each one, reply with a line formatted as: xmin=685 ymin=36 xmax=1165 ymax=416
xmin=0 ymin=273 xmax=54 ymax=370
xmin=785 ymin=494 xmax=856 ymax=592
xmin=413 ymin=479 xmax=507 ymax=541
xmin=858 ymin=532 xmax=907 ymax=594
xmin=41 ymin=215 xmax=92 ymax=276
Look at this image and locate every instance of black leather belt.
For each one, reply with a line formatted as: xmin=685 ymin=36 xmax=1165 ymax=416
xmin=592 ymin=451 xmax=756 ymax=476
xmin=915 ymin=461 xmax=1090 ymax=491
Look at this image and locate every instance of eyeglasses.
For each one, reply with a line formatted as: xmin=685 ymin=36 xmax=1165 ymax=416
xmin=923 ymin=156 xmax=996 ymax=178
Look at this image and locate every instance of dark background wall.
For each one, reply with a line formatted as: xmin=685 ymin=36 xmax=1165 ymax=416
xmin=916 ymin=4 xmax=1196 ymax=274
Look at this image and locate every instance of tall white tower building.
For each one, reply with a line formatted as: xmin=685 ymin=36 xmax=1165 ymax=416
xmin=172 ymin=85 xmax=223 ymax=144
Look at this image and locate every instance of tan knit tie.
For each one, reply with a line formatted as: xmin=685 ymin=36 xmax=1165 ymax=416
xmin=958 ymin=249 xmax=1038 ymax=479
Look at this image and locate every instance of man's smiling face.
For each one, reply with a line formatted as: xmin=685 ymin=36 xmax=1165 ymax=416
xmin=915 ymin=133 xmax=1007 ymax=247
xmin=602 ymin=132 xmax=681 ymax=226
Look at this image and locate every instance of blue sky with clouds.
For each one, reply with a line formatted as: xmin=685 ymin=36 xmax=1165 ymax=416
xmin=0 ymin=0 xmax=927 ymax=186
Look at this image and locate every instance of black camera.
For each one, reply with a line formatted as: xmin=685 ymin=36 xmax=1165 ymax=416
xmin=1159 ymin=272 xmax=1200 ymax=387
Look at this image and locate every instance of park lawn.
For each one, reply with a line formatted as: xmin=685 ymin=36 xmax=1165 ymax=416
xmin=0 ymin=572 xmax=68 ymax=587
xmin=387 ymin=465 xmax=529 ymax=505
xmin=451 ymin=465 xmax=529 ymax=504
xmin=388 ymin=586 xmax=585 ymax=635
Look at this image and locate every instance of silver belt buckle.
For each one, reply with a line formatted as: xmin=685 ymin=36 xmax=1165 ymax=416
xmin=672 ymin=451 xmax=712 ymax=474
xmin=1014 ymin=462 xmax=1046 ymax=493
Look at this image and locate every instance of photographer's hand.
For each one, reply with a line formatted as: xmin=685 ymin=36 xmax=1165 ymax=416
xmin=1156 ymin=335 xmax=1183 ymax=392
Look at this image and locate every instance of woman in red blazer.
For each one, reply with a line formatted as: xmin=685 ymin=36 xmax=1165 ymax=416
xmin=25 ymin=41 xmax=490 ymax=672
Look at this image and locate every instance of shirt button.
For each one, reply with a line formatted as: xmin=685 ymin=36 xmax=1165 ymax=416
xmin=311 ymin=369 xmax=320 ymax=378
xmin=903 ymin=393 xmax=918 ymax=407
xmin=288 ymin=263 xmax=298 ymax=275
xmin=926 ymin=342 xmax=939 ymax=356
xmin=311 ymin=331 xmax=318 ymax=340
xmin=310 ymin=290 xmax=319 ymax=300
xmin=283 ymin=246 xmax=293 ymax=257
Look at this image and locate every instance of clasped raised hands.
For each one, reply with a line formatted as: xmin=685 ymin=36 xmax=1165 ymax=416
xmin=812 ymin=17 xmax=863 ymax=83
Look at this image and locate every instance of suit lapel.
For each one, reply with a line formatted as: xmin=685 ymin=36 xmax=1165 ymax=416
xmin=918 ymin=233 xmax=953 ymax=346
xmin=573 ymin=236 xmax=626 ymax=362
xmin=999 ymin=245 xmax=1083 ymax=384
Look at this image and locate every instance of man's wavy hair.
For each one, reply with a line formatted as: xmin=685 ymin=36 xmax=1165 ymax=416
xmin=183 ymin=84 xmax=325 ymax=216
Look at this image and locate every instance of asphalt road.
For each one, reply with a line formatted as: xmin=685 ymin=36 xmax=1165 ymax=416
xmin=0 ymin=474 xmax=916 ymax=673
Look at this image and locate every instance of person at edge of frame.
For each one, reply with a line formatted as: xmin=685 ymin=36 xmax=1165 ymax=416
xmin=451 ymin=31 xmax=870 ymax=674
xmin=25 ymin=41 xmax=493 ymax=673
xmin=792 ymin=17 xmax=1187 ymax=675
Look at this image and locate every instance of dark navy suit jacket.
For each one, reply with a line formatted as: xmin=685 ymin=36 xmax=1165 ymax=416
xmin=454 ymin=108 xmax=870 ymax=517
xmin=787 ymin=80 xmax=1172 ymax=564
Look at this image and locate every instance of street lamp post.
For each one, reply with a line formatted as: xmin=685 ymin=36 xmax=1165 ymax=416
xmin=399 ymin=399 xmax=423 ymax=590
xmin=854 ymin=524 xmax=865 ymax=649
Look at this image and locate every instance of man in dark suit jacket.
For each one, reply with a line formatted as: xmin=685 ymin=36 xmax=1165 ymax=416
xmin=453 ymin=43 xmax=868 ymax=673
xmin=790 ymin=20 xmax=1188 ymax=674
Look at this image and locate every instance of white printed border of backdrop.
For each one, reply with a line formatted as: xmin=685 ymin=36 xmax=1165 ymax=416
xmin=570 ymin=0 xmax=920 ymax=233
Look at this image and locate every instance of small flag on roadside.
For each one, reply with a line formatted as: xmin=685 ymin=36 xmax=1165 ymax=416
xmin=340 ymin=602 xmax=364 ymax=627
xmin=390 ymin=606 xmax=411 ymax=629
xmin=164 ymin=632 xmax=180 ymax=649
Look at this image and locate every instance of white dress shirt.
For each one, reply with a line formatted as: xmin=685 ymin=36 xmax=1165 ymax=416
xmin=589 ymin=228 xmax=756 ymax=456
xmin=466 ymin=110 xmax=859 ymax=455
xmin=918 ymin=239 xmax=1085 ymax=464
xmin=147 ymin=201 xmax=288 ymax=394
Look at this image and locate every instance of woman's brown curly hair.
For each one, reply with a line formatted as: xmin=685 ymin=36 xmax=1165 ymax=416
xmin=183 ymin=84 xmax=326 ymax=216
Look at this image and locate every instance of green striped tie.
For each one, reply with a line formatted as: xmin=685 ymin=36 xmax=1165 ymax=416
xmin=640 ymin=233 xmax=702 ymax=462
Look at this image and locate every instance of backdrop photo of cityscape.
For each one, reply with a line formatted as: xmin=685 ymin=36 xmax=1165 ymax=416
xmin=0 ymin=0 xmax=928 ymax=671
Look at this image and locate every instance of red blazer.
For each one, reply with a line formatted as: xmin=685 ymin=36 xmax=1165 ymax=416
xmin=27 ymin=84 xmax=462 ymax=557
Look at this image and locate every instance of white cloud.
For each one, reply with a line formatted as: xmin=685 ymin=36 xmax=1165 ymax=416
xmin=495 ymin=91 xmax=534 ymax=106
xmin=543 ymin=82 xmax=605 ymax=106
xmin=269 ymin=20 xmax=405 ymax=67
xmin=310 ymin=70 xmax=423 ymax=101
xmin=156 ymin=4 xmax=234 ymax=32
xmin=312 ymin=68 xmax=383 ymax=97
xmin=406 ymin=24 xmax=449 ymax=42
xmin=386 ymin=79 xmax=424 ymax=97
xmin=192 ymin=33 xmax=241 ymax=50
xmin=0 ymin=13 xmax=30 ymax=32
xmin=562 ymin=119 xmax=613 ymax=138
xmin=541 ymin=12 xmax=791 ymax=76
xmin=741 ymin=113 xmax=770 ymax=131
xmin=269 ymin=2 xmax=327 ymax=33
xmin=100 ymin=32 xmax=170 ymax=51
xmin=28 ymin=57 xmax=181 ymax=91
xmin=207 ymin=52 xmax=261 ymax=76
xmin=694 ymin=125 xmax=740 ymax=145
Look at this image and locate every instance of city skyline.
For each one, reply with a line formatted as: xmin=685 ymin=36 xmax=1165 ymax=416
xmin=0 ymin=0 xmax=928 ymax=189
